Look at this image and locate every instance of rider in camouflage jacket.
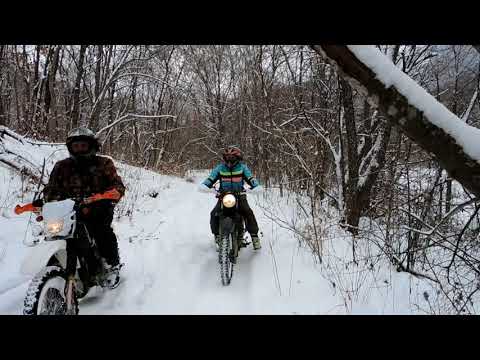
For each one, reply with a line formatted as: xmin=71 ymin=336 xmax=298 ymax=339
xmin=43 ymin=127 xmax=125 ymax=285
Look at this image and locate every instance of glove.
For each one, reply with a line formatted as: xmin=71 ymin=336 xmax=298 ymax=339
xmin=198 ymin=183 xmax=215 ymax=193
xmin=85 ymin=189 xmax=122 ymax=204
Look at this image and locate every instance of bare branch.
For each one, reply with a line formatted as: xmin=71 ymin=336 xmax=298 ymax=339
xmin=96 ymin=114 xmax=177 ymax=138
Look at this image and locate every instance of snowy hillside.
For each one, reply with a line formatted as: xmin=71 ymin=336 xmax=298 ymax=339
xmin=0 ymin=128 xmax=429 ymax=314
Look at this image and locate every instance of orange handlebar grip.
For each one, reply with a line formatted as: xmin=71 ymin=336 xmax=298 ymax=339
xmin=84 ymin=189 xmax=122 ymax=204
xmin=14 ymin=203 xmax=41 ymax=215
xmin=102 ymin=189 xmax=122 ymax=201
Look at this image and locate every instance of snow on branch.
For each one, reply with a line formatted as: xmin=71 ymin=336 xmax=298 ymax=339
xmin=311 ymin=45 xmax=480 ymax=198
xmin=0 ymin=126 xmax=63 ymax=147
xmin=0 ymin=127 xmax=47 ymax=183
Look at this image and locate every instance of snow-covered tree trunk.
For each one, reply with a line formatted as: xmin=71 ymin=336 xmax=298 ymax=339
xmin=340 ymin=78 xmax=360 ymax=228
xmin=311 ymin=45 xmax=480 ymax=198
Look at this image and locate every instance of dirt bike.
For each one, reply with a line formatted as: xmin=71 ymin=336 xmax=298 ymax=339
xmin=215 ymin=191 xmax=248 ymax=286
xmin=14 ymin=189 xmax=122 ymax=315
xmin=199 ymin=183 xmax=263 ymax=286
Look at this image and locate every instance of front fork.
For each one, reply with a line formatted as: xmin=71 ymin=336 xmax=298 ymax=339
xmin=65 ymin=223 xmax=97 ymax=283
xmin=64 ymin=226 xmax=90 ymax=314
xmin=64 ymin=275 xmax=77 ymax=314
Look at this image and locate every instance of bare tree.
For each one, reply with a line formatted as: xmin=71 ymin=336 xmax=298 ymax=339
xmin=71 ymin=45 xmax=88 ymax=128
xmin=311 ymin=45 xmax=480 ymax=198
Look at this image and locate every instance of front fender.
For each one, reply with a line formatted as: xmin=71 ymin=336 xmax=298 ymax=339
xmin=20 ymin=240 xmax=67 ymax=276
xmin=220 ymin=217 xmax=234 ymax=236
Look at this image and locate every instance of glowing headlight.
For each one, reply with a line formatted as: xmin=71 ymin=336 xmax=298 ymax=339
xmin=46 ymin=220 xmax=64 ymax=235
xmin=222 ymin=194 xmax=236 ymax=208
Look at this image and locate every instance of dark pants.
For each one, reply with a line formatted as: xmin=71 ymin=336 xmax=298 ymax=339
xmin=78 ymin=201 xmax=120 ymax=266
xmin=210 ymin=195 xmax=259 ymax=236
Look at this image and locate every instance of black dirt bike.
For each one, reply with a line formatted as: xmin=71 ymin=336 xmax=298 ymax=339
xmin=216 ymin=191 xmax=251 ymax=286
xmin=16 ymin=196 xmax=122 ymax=315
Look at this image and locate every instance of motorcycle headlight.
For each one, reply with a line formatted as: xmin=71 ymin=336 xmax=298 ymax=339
xmin=46 ymin=220 xmax=64 ymax=235
xmin=222 ymin=194 xmax=236 ymax=208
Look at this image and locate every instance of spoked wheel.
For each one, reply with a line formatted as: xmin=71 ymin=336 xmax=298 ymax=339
xmin=219 ymin=234 xmax=234 ymax=286
xmin=23 ymin=266 xmax=78 ymax=315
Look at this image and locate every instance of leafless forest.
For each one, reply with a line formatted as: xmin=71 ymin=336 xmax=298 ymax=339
xmin=1 ymin=45 xmax=480 ymax=313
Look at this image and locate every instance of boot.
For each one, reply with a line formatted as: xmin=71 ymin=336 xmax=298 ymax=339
xmin=251 ymin=235 xmax=261 ymax=250
xmin=103 ymin=263 xmax=121 ymax=289
xmin=238 ymin=228 xmax=248 ymax=248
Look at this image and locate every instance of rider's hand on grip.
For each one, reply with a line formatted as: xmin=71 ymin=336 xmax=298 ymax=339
xmin=14 ymin=203 xmax=41 ymax=215
xmin=198 ymin=183 xmax=216 ymax=194
xmin=248 ymin=185 xmax=263 ymax=194
xmin=84 ymin=189 xmax=122 ymax=204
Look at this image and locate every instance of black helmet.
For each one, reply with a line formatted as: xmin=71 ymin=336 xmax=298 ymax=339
xmin=222 ymin=145 xmax=242 ymax=167
xmin=66 ymin=127 xmax=100 ymax=160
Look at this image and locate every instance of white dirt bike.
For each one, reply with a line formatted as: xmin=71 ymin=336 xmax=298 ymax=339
xmin=15 ymin=195 xmax=122 ymax=315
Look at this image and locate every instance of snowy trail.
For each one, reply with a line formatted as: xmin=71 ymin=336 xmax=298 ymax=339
xmin=76 ymin=173 xmax=341 ymax=314
xmin=0 ymin=165 xmax=342 ymax=314
xmin=0 ymin=130 xmax=419 ymax=314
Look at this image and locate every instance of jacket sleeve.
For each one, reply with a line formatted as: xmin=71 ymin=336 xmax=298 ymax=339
xmin=104 ymin=158 xmax=126 ymax=198
xmin=242 ymin=164 xmax=259 ymax=188
xmin=202 ymin=165 xmax=221 ymax=188
xmin=43 ymin=162 xmax=64 ymax=202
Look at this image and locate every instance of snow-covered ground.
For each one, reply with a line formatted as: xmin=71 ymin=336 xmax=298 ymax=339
xmin=0 ymin=129 xmax=428 ymax=314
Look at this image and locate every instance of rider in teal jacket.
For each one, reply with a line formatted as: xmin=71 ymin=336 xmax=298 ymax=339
xmin=200 ymin=146 xmax=262 ymax=250
xmin=202 ymin=162 xmax=259 ymax=193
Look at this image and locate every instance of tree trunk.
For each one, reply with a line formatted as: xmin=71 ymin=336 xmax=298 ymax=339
xmin=107 ymin=81 xmax=116 ymax=154
xmin=45 ymin=45 xmax=61 ymax=140
xmin=339 ymin=77 xmax=392 ymax=233
xmin=0 ymin=102 xmax=5 ymax=126
xmin=71 ymin=45 xmax=88 ymax=128
xmin=0 ymin=45 xmax=6 ymax=126
xmin=339 ymin=78 xmax=361 ymax=231
xmin=32 ymin=46 xmax=49 ymax=132
xmin=445 ymin=177 xmax=453 ymax=213
xmin=90 ymin=45 xmax=103 ymax=131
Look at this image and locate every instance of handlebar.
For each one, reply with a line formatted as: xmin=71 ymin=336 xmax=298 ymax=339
xmin=14 ymin=189 xmax=122 ymax=215
xmin=199 ymin=184 xmax=259 ymax=196
xmin=214 ymin=188 xmax=258 ymax=198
